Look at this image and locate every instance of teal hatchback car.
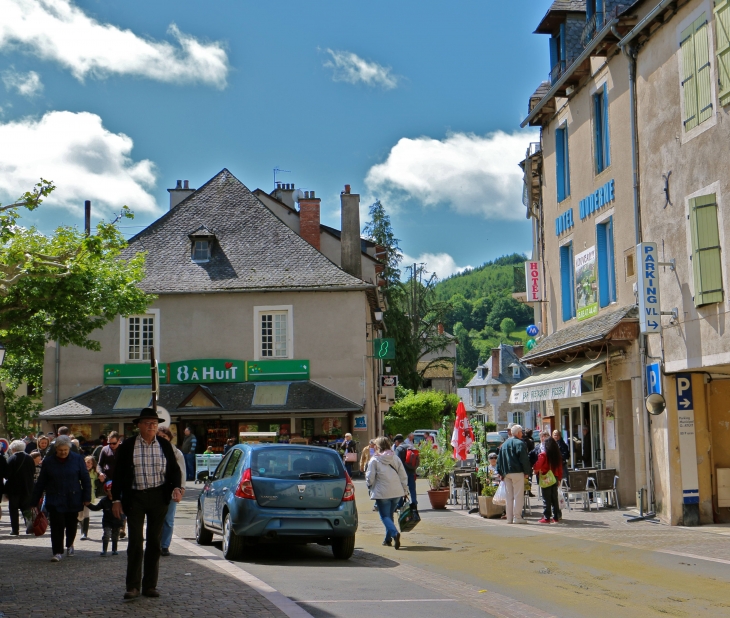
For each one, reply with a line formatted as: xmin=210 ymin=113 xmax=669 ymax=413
xmin=195 ymin=444 xmax=358 ymax=560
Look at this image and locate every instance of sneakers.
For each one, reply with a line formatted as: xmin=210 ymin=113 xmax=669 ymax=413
xmin=80 ymin=534 xmax=88 ymax=540
xmin=66 ymin=546 xmax=75 ymax=556
xmin=100 ymin=551 xmax=108 ymax=557
xmin=538 ymin=517 xmax=551 ymax=524
xmin=160 ymin=547 xmax=170 ymax=557
xmin=9 ymin=530 xmax=19 ymax=536
xmin=51 ymin=554 xmax=62 ymax=562
xmin=112 ymin=550 xmax=119 ymax=556
xmin=382 ymin=539 xmax=392 ymax=546
xmin=551 ymin=518 xmax=560 ymax=523
xmin=513 ymin=517 xmax=527 ymax=524
xmin=394 ymin=533 xmax=401 ymax=550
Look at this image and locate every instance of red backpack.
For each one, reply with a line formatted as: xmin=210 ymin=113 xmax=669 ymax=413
xmin=404 ymin=447 xmax=420 ymax=471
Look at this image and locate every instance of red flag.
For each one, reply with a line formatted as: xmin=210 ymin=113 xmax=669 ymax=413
xmin=450 ymin=401 xmax=474 ymax=460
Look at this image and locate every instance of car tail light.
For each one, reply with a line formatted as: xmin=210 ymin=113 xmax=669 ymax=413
xmin=235 ymin=468 xmax=256 ymax=500
xmin=342 ymin=471 xmax=355 ymax=502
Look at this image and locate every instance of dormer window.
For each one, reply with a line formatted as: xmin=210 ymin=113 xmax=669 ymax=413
xmin=188 ymin=226 xmax=216 ymax=263
xmin=513 ymin=365 xmax=520 ymax=378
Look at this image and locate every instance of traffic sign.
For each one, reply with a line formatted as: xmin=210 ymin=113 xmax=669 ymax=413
xmin=675 ymin=373 xmax=699 ymax=506
xmin=646 ymin=363 xmax=662 ymax=395
xmin=526 ymin=324 xmax=539 ymax=337
xmin=676 ymin=374 xmax=694 ymax=410
xmin=637 ymin=242 xmax=662 ymax=334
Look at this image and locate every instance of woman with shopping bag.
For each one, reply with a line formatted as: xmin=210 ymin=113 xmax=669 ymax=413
xmin=535 ymin=437 xmax=564 ymax=524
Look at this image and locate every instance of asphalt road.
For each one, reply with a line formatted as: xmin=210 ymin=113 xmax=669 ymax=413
xmin=174 ymin=479 xmax=730 ymax=618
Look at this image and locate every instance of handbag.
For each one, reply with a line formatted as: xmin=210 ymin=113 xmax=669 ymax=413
xmin=398 ymin=503 xmax=421 ymax=532
xmin=492 ymin=481 xmax=507 ymax=506
xmin=31 ymin=508 xmax=48 ymax=536
xmin=344 ymin=452 xmax=357 ymax=463
xmin=539 ymin=469 xmax=557 ymax=488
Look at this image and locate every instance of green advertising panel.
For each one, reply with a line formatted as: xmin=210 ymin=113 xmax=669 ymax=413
xmin=575 ymin=246 xmax=598 ymax=321
xmin=372 ymin=338 xmax=396 ymax=359
xmin=104 ymin=363 xmax=168 ymax=385
xmin=104 ymin=359 xmax=310 ymax=385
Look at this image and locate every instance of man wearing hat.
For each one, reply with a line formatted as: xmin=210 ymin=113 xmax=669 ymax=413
xmin=111 ymin=408 xmax=183 ymax=600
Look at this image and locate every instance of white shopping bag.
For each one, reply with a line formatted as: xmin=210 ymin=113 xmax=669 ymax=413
xmin=559 ymin=492 xmax=567 ymax=511
xmin=492 ymin=481 xmax=507 ymax=506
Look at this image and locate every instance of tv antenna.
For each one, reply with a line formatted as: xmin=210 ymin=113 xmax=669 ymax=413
xmin=273 ymin=167 xmax=291 ymax=187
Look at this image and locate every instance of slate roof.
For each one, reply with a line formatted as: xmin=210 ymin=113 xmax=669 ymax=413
xmin=522 ymin=305 xmax=638 ymax=362
xmin=535 ymin=0 xmax=586 ymax=33
xmin=39 ymin=380 xmax=362 ymax=421
xmin=122 ymin=169 xmax=371 ymax=294
xmin=466 ymin=344 xmax=530 ymax=388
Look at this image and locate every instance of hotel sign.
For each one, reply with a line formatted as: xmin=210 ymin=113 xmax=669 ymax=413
xmin=510 ymin=378 xmax=582 ymax=404
xmin=579 ymin=179 xmax=615 ymax=220
xmin=637 ymin=242 xmax=662 ymax=334
xmin=524 ymin=261 xmax=543 ymax=302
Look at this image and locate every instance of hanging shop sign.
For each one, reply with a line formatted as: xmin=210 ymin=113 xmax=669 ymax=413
xmin=526 ymin=324 xmax=539 ymax=337
xmin=372 ymin=338 xmax=396 ymax=359
xmin=637 ymin=242 xmax=662 ymax=334
xmin=353 ymin=414 xmax=368 ymax=431
xmin=579 ymin=179 xmax=615 ymax=220
xmin=380 ymin=375 xmax=399 ymax=388
xmin=574 ymin=246 xmax=598 ymax=321
xmin=524 ymin=261 xmax=544 ymax=302
xmin=103 ymin=359 xmax=310 ymax=385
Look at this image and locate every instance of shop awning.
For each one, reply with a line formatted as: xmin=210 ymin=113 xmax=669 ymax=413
xmin=509 ymin=355 xmax=606 ymax=404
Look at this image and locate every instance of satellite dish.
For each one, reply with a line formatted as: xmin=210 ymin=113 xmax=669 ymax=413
xmin=645 ymin=393 xmax=666 ymax=416
xmin=293 ymin=189 xmax=304 ymax=203
xmin=157 ymin=406 xmax=171 ymax=426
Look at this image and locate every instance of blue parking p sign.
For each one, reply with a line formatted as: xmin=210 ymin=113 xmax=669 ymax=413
xmin=646 ymin=363 xmax=662 ymax=395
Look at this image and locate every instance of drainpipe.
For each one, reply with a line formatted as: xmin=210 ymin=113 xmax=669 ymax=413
xmin=54 ymin=340 xmax=60 ymax=406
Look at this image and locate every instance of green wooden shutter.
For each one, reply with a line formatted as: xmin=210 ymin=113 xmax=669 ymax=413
xmin=715 ymin=0 xmax=730 ymax=106
xmin=689 ymin=194 xmax=724 ymax=306
xmin=694 ymin=16 xmax=714 ymax=124
xmin=681 ymin=23 xmax=699 ymax=130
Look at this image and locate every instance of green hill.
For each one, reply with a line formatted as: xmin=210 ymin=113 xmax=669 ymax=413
xmin=433 ymin=253 xmax=534 ymax=385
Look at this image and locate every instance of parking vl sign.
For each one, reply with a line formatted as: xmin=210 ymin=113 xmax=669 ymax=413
xmin=637 ymin=242 xmax=662 ymax=334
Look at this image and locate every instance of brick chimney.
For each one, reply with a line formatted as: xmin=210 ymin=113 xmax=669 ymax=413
xmin=437 ymin=323 xmax=444 ymax=335
xmin=513 ymin=344 xmax=524 ymax=359
xmin=340 ymin=185 xmax=362 ymax=278
xmin=167 ymin=180 xmax=195 ymax=210
xmin=298 ymin=191 xmax=321 ymax=251
xmin=491 ymin=348 xmax=500 ymax=379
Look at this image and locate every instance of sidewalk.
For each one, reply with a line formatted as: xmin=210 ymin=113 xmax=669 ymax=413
xmin=0 ymin=513 xmax=291 ymax=617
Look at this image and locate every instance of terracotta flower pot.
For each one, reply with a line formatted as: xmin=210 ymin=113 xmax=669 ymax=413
xmin=478 ymin=495 xmax=505 ymax=519
xmin=427 ymin=489 xmax=450 ymax=509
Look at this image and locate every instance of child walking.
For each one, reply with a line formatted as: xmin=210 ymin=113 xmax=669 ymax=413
xmin=87 ymin=481 xmax=123 ymax=556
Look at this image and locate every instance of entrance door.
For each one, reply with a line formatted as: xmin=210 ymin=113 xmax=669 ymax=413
xmin=560 ymin=406 xmax=581 ymax=468
xmin=589 ymin=400 xmax=605 ymax=469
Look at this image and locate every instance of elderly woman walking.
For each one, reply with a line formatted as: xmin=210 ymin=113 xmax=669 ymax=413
xmin=31 ymin=435 xmax=91 ymax=562
xmin=365 ymin=436 xmax=408 ymax=549
xmin=4 ymin=440 xmax=36 ymax=535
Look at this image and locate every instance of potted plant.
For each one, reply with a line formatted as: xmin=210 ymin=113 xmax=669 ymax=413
xmin=418 ymin=442 xmax=455 ymax=509
xmin=478 ymin=483 xmax=505 ymax=518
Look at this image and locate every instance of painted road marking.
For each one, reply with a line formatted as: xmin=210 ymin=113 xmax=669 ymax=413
xmin=296 ymin=599 xmax=457 ymax=603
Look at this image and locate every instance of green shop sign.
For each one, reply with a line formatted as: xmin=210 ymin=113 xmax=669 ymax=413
xmin=372 ymin=338 xmax=395 ymax=359
xmin=103 ymin=359 xmax=310 ymax=385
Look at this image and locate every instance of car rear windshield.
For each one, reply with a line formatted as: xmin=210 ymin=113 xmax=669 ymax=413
xmin=251 ymin=448 xmax=345 ymax=479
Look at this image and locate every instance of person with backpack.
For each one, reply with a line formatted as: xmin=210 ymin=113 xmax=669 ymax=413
xmin=393 ymin=434 xmax=419 ymax=512
xmin=535 ymin=437 xmax=564 ymax=524
xmin=366 ymin=436 xmax=408 ymax=549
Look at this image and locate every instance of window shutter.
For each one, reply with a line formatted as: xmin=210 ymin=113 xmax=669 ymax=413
xmin=681 ymin=23 xmax=699 ymax=131
xmin=597 ymin=222 xmax=609 ymax=307
xmin=556 ymin=128 xmax=566 ymax=202
xmin=715 ymin=0 xmax=730 ymax=106
xmin=694 ymin=16 xmax=713 ymax=125
xmin=603 ymin=87 xmax=611 ymax=167
xmin=560 ymin=243 xmax=575 ymax=321
xmin=607 ymin=216 xmax=616 ymax=302
xmin=689 ymin=194 xmax=724 ymax=306
xmin=594 ymin=93 xmax=603 ymax=173
xmin=564 ymin=127 xmax=571 ymax=197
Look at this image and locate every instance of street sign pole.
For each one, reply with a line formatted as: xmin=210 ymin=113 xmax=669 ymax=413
xmin=676 ymin=373 xmax=700 ymax=525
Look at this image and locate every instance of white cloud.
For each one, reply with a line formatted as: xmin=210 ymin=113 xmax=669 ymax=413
xmin=0 ymin=110 xmax=158 ymax=217
xmin=402 ymin=252 xmax=472 ymax=280
xmin=365 ymin=130 xmax=539 ymax=220
xmin=0 ymin=0 xmax=229 ymax=88
xmin=323 ymin=49 xmax=398 ymax=89
xmin=2 ymin=68 xmax=43 ymax=96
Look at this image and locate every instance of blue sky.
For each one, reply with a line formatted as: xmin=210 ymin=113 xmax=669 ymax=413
xmin=0 ymin=0 xmax=551 ymax=279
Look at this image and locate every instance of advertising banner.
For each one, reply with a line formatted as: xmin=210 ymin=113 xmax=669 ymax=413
xmin=575 ymin=246 xmax=598 ymax=321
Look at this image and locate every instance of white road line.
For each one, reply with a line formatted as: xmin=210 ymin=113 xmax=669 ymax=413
xmin=172 ymin=536 xmax=314 ymax=618
xmin=296 ymin=599 xmax=457 ymax=604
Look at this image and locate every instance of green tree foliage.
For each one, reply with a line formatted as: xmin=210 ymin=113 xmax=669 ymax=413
xmin=384 ymin=390 xmax=458 ymax=436
xmin=0 ymin=181 xmax=153 ymax=436
xmin=500 ymin=317 xmax=516 ymax=338
xmin=434 ymin=253 xmax=526 ymax=302
xmin=454 ymin=322 xmax=479 ymax=386
xmin=487 ymin=296 xmax=532 ymax=330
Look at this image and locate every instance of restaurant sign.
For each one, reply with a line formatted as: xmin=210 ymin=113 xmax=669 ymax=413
xmin=103 ymin=359 xmax=310 ymax=385
xmin=509 ymin=378 xmax=582 ymax=404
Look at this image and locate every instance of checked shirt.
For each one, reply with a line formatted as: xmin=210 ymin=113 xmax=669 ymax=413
xmin=132 ymin=437 xmax=167 ymax=490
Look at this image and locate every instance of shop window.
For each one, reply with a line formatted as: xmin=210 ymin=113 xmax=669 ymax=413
xmin=254 ymin=305 xmax=293 ymax=360
xmin=680 ymin=14 xmax=713 ymax=132
xmin=593 ymin=374 xmax=603 ymax=390
xmin=689 ymin=194 xmax=724 ymax=306
xmin=560 ymin=242 xmax=576 ymax=321
xmin=597 ymin=217 xmax=617 ymax=307
xmin=593 ymin=86 xmax=611 ymax=174
xmin=556 ymin=125 xmax=571 ymax=202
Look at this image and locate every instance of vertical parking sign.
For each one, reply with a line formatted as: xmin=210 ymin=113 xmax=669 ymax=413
xmin=637 ymin=242 xmax=662 ymax=334
xmin=676 ymin=374 xmax=699 ymax=506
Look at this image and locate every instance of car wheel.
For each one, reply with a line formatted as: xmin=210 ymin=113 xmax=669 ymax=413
xmin=222 ymin=512 xmax=245 ymax=560
xmin=331 ymin=535 xmax=355 ymax=560
xmin=195 ymin=505 xmax=213 ymax=545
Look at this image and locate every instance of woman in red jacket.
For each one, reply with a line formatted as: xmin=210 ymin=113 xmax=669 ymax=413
xmin=535 ymin=437 xmax=563 ymax=524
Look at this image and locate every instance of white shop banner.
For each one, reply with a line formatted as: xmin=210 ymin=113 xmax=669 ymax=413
xmin=510 ymin=378 xmax=582 ymax=404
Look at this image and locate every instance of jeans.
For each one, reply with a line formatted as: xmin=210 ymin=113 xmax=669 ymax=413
xmin=103 ymin=526 xmax=121 ymax=552
xmin=503 ymin=473 xmax=525 ymax=522
xmin=161 ymin=499 xmax=177 ymax=549
xmin=542 ymin=483 xmax=561 ymax=521
xmin=375 ymin=497 xmax=401 ymax=542
xmin=125 ymin=487 xmax=169 ymax=592
xmin=48 ymin=509 xmax=78 ymax=555
xmin=184 ymin=453 xmax=196 ymax=481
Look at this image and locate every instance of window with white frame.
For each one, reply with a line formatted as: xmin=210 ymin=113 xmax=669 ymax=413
xmin=476 ymin=388 xmax=485 ymax=407
xmin=192 ymin=240 xmax=210 ymax=262
xmin=127 ymin=315 xmax=154 ymax=361
xmin=254 ymin=306 xmax=293 ymax=360
xmin=510 ymin=410 xmax=525 ymax=427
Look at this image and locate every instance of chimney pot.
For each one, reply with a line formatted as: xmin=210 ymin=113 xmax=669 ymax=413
xmin=304 ymin=191 xmax=309 ymax=199
xmin=291 ymin=183 xmax=295 ymax=189
xmin=310 ymin=190 xmax=315 ymax=198
xmin=183 ymin=180 xmax=189 ymax=189
xmin=176 ymin=180 xmax=182 ymax=189
xmin=344 ymin=184 xmax=351 ymax=194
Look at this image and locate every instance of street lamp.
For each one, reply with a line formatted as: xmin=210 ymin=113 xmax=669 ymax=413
xmin=374 ymin=309 xmax=383 ymax=321
xmin=0 ymin=343 xmax=6 ymax=366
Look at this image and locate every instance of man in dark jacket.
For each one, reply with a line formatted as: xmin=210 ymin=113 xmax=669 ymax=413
xmin=496 ymin=424 xmax=532 ymax=524
xmin=394 ymin=434 xmax=418 ymax=510
xmin=4 ymin=440 xmax=36 ymax=535
xmin=180 ymin=427 xmax=197 ymax=481
xmin=112 ymin=408 xmax=183 ymax=600
xmin=553 ymin=430 xmax=571 ymax=480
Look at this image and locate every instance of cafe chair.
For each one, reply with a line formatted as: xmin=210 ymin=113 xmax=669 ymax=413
xmin=595 ymin=469 xmax=620 ymax=508
xmin=564 ymin=470 xmax=596 ymax=511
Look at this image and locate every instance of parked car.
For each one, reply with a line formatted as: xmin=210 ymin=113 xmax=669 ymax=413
xmin=196 ymin=444 xmax=358 ymax=560
xmin=413 ymin=429 xmax=437 ymax=445
xmin=486 ymin=432 xmax=505 ymax=455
